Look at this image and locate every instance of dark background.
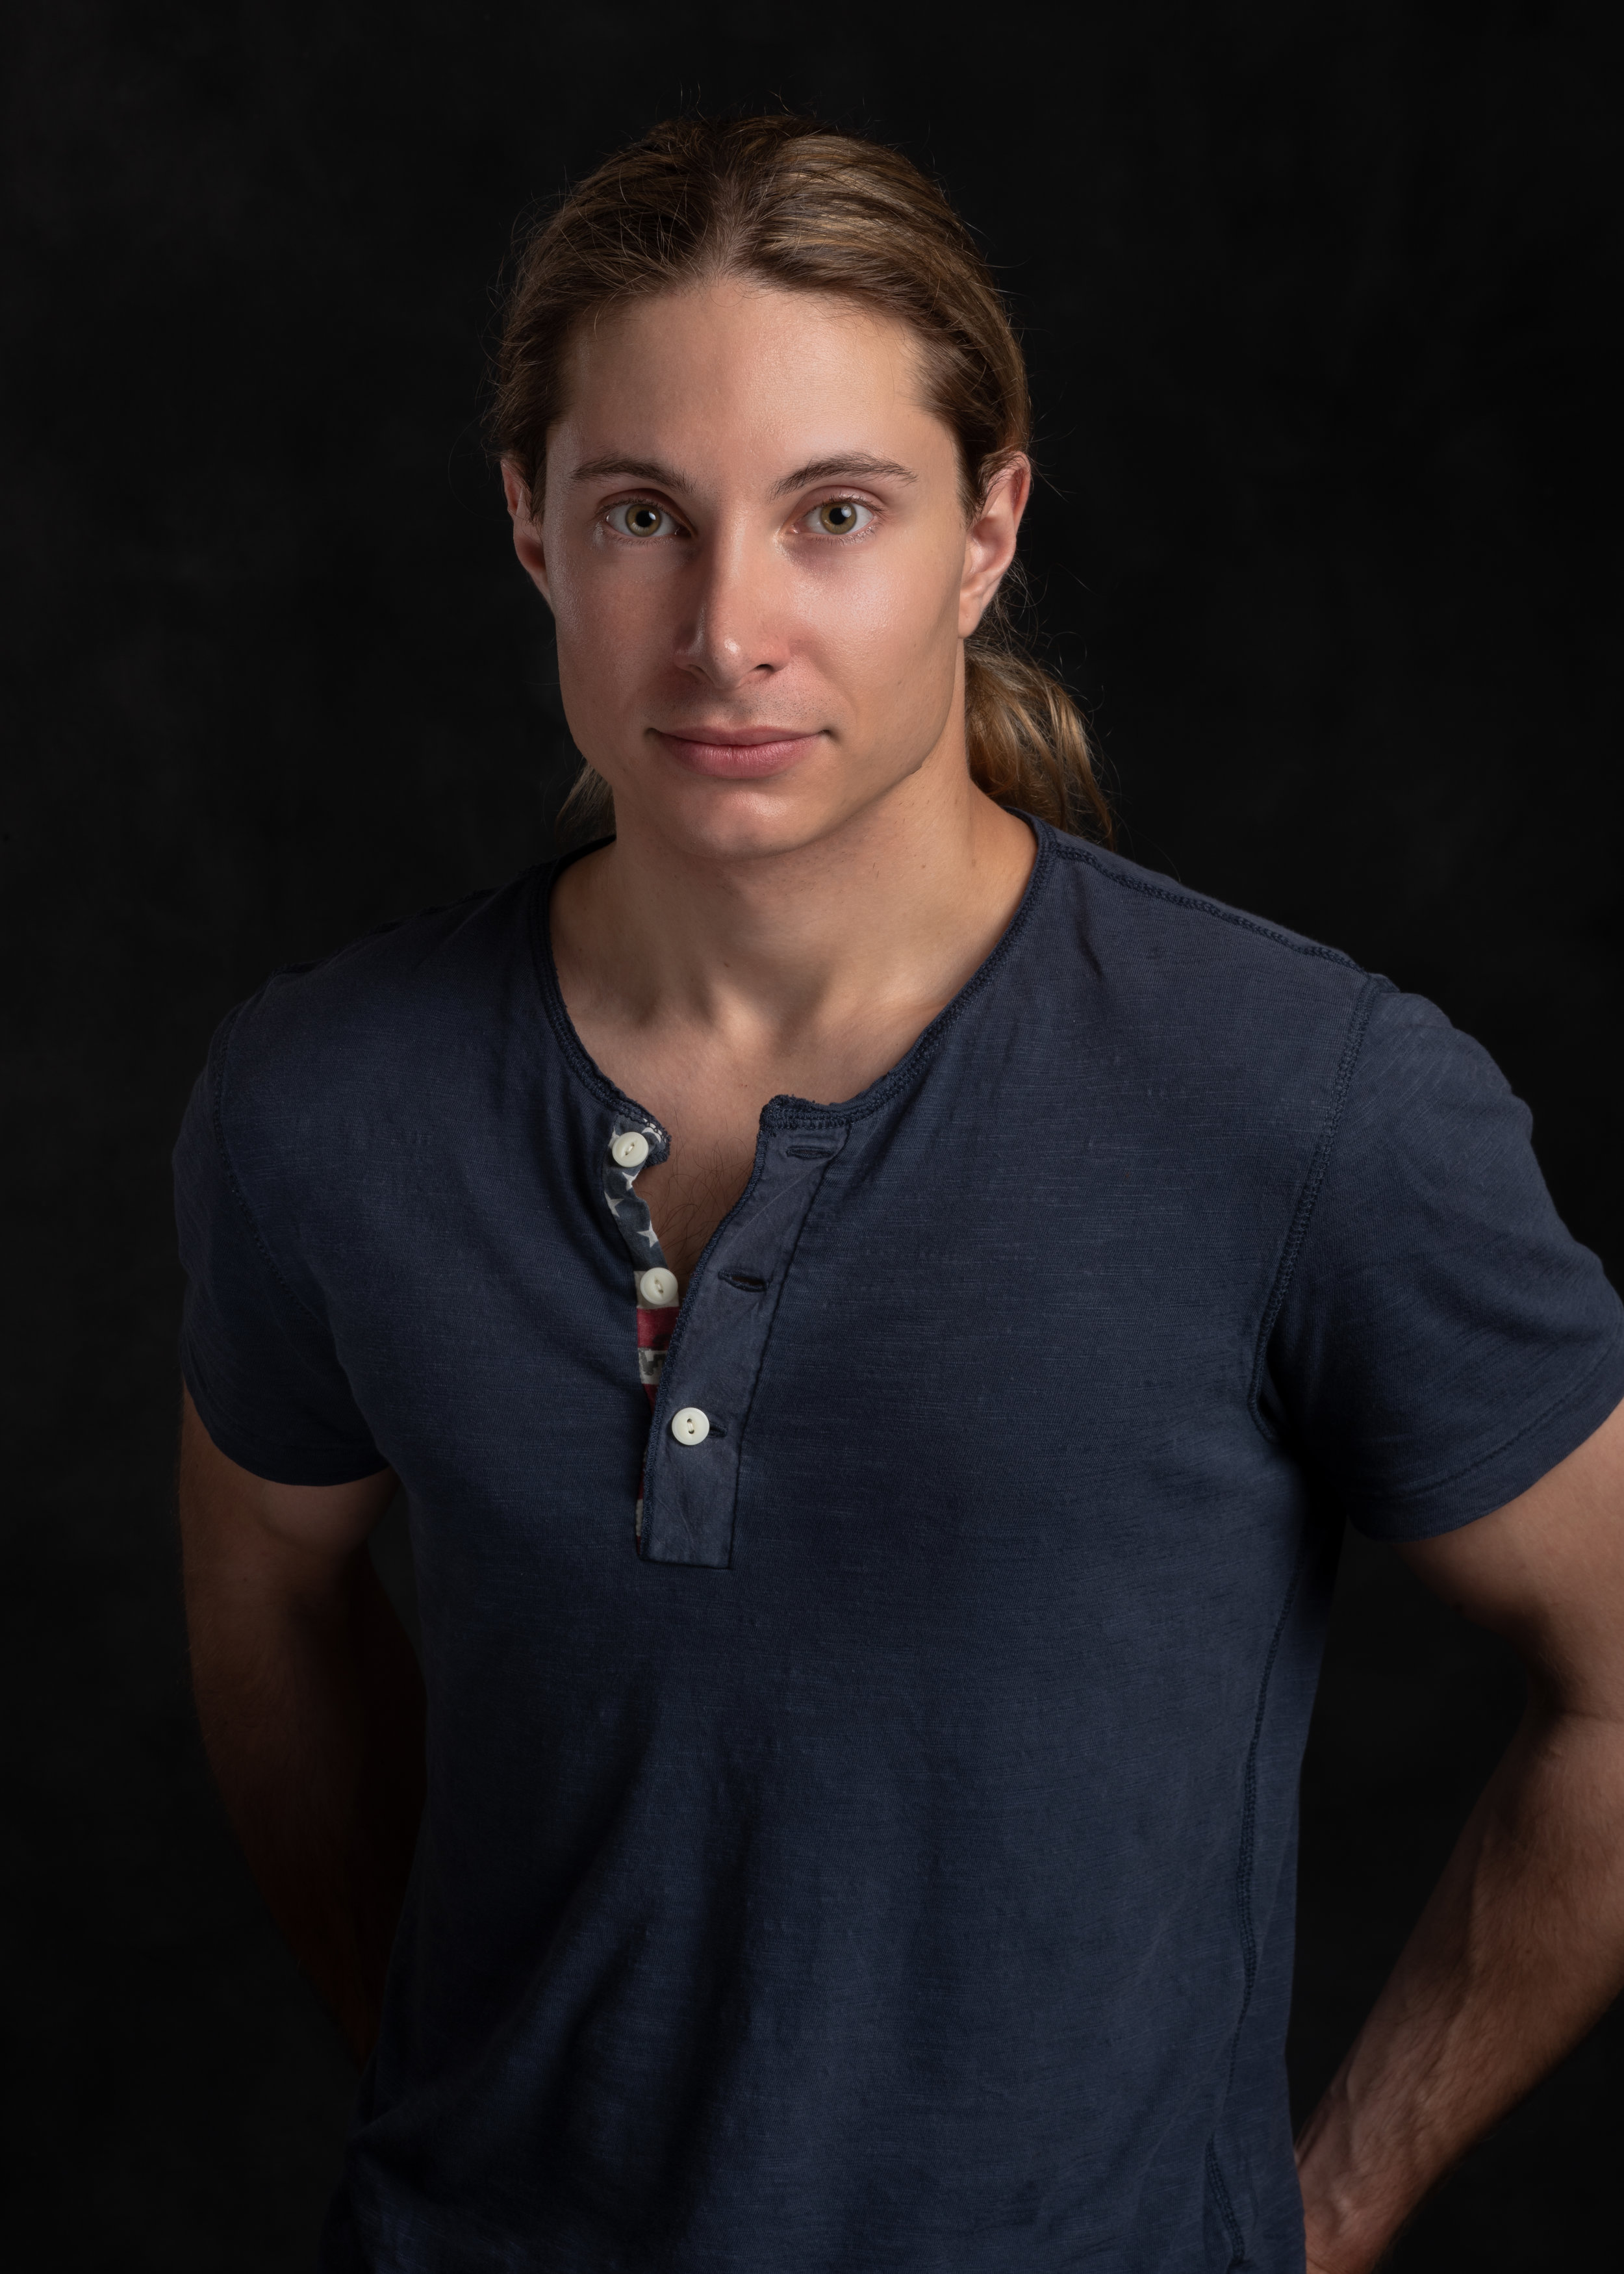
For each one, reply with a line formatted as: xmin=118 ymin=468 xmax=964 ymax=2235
xmin=3 ymin=1 xmax=1620 ymax=2266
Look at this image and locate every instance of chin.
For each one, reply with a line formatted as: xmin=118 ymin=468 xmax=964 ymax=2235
xmin=618 ymin=766 xmax=899 ymax=866
xmin=664 ymin=787 xmax=854 ymax=863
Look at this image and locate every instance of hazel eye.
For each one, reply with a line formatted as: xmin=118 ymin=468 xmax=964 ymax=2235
xmin=608 ymin=501 xmax=675 ymax=538
xmin=809 ymin=498 xmax=872 ymax=536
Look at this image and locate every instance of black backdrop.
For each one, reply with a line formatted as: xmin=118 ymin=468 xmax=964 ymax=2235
xmin=4 ymin=3 xmax=1621 ymax=2266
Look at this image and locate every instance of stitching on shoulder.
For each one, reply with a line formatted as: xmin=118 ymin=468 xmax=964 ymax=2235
xmin=1247 ymin=973 xmax=1389 ymax=1436
xmin=1052 ymin=839 xmax=1362 ymax=968
xmin=208 ymin=999 xmax=333 ymax=1335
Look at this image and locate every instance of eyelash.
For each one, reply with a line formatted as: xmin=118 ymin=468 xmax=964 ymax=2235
xmin=601 ymin=495 xmax=878 ymax=542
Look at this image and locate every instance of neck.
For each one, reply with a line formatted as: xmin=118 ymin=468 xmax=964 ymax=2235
xmin=552 ymin=742 xmax=1035 ymax=1049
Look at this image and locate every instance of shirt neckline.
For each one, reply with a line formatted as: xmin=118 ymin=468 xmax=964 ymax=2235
xmin=526 ymin=810 xmax=1056 ymax=1136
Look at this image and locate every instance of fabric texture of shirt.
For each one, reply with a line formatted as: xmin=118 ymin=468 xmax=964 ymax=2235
xmin=173 ymin=821 xmax=1624 ymax=2274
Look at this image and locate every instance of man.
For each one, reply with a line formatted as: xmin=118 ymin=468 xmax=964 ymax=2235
xmin=177 ymin=117 xmax=1624 ymax=2273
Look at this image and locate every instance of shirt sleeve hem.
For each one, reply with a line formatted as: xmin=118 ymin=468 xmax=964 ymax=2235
xmin=1347 ymin=1322 xmax=1624 ymax=1542
xmin=183 ymin=1357 xmax=390 ymax=1488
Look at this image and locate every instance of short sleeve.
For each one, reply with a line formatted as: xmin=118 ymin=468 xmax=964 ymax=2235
xmin=1266 ymin=983 xmax=1624 ymax=1539
xmin=173 ymin=1006 xmax=387 ymax=1486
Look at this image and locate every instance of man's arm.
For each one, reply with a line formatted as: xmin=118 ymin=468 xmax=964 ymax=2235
xmin=177 ymin=1386 xmax=425 ymax=2063
xmin=1297 ymin=1395 xmax=1624 ymax=2271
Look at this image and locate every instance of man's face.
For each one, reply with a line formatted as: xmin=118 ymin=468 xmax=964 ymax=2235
xmin=506 ymin=276 xmax=1025 ymax=863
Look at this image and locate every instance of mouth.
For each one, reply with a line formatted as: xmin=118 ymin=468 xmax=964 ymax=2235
xmin=650 ymin=724 xmax=826 ymax=780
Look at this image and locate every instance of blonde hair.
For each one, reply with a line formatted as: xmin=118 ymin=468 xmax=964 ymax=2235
xmin=489 ymin=114 xmax=1110 ymax=846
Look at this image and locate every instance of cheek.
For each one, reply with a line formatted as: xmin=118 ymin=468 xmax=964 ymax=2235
xmin=549 ymin=546 xmax=627 ymax=653
xmin=802 ymin=543 xmax=962 ymax=691
xmin=547 ymin=565 xmax=631 ymax=759
xmin=548 ymin=547 xmax=669 ymax=721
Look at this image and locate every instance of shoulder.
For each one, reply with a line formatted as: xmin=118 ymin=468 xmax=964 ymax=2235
xmin=1036 ymin=830 xmax=1383 ymax=1049
xmin=1045 ymin=832 xmax=1364 ymax=982
xmin=197 ymin=871 xmax=545 ymax=1170
xmin=1050 ymin=843 xmax=1510 ymax=1120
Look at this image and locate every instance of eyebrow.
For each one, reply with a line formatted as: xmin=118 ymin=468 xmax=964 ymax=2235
xmin=771 ymin=454 xmax=918 ymax=496
xmin=568 ymin=452 xmax=919 ymax=496
xmin=570 ymin=454 xmax=692 ymax=489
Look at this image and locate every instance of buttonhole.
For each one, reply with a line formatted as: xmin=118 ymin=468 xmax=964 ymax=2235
xmin=785 ymin=1145 xmax=834 ymax=1160
xmin=720 ymin=1271 xmax=769 ymax=1292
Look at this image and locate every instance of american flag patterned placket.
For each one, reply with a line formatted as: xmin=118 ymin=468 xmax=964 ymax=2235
xmin=603 ymin=1118 xmax=679 ymax=1539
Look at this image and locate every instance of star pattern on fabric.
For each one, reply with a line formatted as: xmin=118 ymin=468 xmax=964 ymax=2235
xmin=602 ymin=1119 xmax=678 ymax=1425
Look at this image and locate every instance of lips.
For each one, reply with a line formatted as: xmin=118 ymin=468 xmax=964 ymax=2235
xmin=652 ymin=726 xmax=825 ymax=780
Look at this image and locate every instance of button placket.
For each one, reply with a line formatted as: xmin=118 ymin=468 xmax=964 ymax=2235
xmin=600 ymin=1114 xmax=679 ymax=1550
xmin=638 ymin=1121 xmax=848 ymax=1569
xmin=602 ymin=1114 xmax=668 ymax=1277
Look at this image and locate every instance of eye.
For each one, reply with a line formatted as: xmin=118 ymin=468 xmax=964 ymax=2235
xmin=606 ymin=500 xmax=677 ymax=539
xmin=806 ymin=498 xmax=873 ymax=537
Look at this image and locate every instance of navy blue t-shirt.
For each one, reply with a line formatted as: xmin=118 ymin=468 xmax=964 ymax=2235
xmin=174 ymin=822 xmax=1624 ymax=2274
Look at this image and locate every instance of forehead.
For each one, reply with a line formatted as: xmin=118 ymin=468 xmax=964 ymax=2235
xmin=551 ymin=277 xmax=952 ymax=480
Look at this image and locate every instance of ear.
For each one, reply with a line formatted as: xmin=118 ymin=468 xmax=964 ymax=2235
xmin=501 ymin=459 xmax=552 ymax=604
xmin=958 ymin=454 xmax=1031 ymax=639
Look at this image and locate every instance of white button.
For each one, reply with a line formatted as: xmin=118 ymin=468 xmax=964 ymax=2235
xmin=610 ymin=1131 xmax=650 ymax=1169
xmin=670 ymin=1406 xmax=710 ymax=1446
xmin=638 ymin=1267 xmax=679 ymax=1308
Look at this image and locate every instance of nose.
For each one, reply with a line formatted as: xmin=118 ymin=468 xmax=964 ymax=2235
xmin=673 ymin=518 xmax=789 ymax=689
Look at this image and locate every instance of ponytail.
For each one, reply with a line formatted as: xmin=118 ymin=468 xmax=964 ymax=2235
xmin=965 ymin=595 xmax=1110 ymax=841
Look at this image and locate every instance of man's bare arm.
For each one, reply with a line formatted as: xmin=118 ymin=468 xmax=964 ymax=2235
xmin=1297 ymin=1394 xmax=1624 ymax=2271
xmin=177 ymin=1386 xmax=425 ymax=2062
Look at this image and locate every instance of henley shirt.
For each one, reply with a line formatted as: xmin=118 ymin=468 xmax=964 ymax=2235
xmin=173 ymin=819 xmax=1624 ymax=2274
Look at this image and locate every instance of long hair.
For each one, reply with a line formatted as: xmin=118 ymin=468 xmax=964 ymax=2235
xmin=488 ymin=114 xmax=1110 ymax=846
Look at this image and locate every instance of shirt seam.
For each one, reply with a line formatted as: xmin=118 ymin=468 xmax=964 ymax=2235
xmin=1050 ymin=839 xmax=1365 ymax=967
xmin=1247 ymin=973 xmax=1391 ymax=1439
